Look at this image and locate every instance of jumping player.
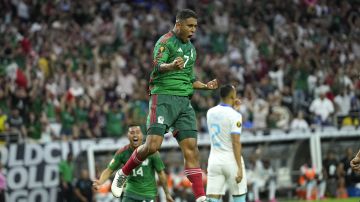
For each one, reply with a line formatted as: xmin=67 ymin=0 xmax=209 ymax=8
xmin=112 ymin=9 xmax=218 ymax=202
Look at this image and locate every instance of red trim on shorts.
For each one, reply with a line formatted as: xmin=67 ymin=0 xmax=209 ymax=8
xmin=150 ymin=95 xmax=158 ymax=124
xmin=172 ymin=129 xmax=179 ymax=137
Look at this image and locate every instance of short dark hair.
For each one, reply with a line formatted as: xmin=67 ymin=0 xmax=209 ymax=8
xmin=220 ymin=84 xmax=235 ymax=99
xmin=127 ymin=125 xmax=140 ymax=131
xmin=176 ymin=9 xmax=197 ymax=22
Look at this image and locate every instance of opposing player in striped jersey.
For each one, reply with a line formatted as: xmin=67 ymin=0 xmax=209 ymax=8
xmin=206 ymin=85 xmax=247 ymax=202
xmin=93 ymin=126 xmax=174 ymax=202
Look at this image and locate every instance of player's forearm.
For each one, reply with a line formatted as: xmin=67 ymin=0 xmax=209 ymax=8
xmin=232 ymin=137 xmax=242 ymax=169
xmin=98 ymin=168 xmax=113 ymax=185
xmin=192 ymin=81 xmax=208 ymax=89
xmin=158 ymin=63 xmax=176 ymax=73
xmin=158 ymin=171 xmax=171 ymax=195
xmin=356 ymin=150 xmax=360 ymax=158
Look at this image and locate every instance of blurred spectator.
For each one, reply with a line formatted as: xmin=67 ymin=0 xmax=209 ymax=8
xmin=252 ymin=98 xmax=269 ymax=131
xmin=58 ymin=152 xmax=74 ymax=202
xmin=323 ymin=151 xmax=338 ymax=197
xmin=298 ymin=161 xmax=318 ymax=200
xmin=8 ymin=108 xmax=27 ymax=142
xmin=290 ymin=111 xmax=310 ymax=131
xmin=60 ymin=104 xmax=76 ymax=141
xmin=248 ymin=158 xmax=277 ymax=202
xmin=74 ymin=169 xmax=94 ymax=202
xmin=291 ymin=64 xmax=309 ymax=112
xmin=0 ymin=108 xmax=8 ymax=137
xmin=26 ymin=112 xmax=41 ymax=142
xmin=309 ymin=91 xmax=334 ymax=126
xmin=104 ymin=102 xmax=125 ymax=138
xmin=267 ymin=92 xmax=291 ymax=130
xmin=334 ymin=87 xmax=352 ymax=126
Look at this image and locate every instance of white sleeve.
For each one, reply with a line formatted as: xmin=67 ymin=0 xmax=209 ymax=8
xmin=309 ymin=100 xmax=316 ymax=112
xmin=230 ymin=113 xmax=242 ymax=135
xmin=328 ymin=99 xmax=334 ymax=113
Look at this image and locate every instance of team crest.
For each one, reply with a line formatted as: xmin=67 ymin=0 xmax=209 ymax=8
xmin=159 ymin=46 xmax=165 ymax=52
xmin=236 ymin=121 xmax=242 ymax=128
xmin=158 ymin=116 xmax=164 ymax=124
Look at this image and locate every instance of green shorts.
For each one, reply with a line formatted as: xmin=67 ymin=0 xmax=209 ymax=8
xmin=146 ymin=94 xmax=197 ymax=142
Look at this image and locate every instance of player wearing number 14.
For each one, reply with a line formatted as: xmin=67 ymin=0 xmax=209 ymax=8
xmin=93 ymin=126 xmax=173 ymax=202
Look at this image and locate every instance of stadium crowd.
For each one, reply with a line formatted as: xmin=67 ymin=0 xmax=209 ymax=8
xmin=0 ymin=0 xmax=359 ymax=143
xmin=1 ymin=1 xmax=360 ymax=201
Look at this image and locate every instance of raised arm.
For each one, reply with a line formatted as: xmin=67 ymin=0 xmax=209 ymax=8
xmin=153 ymin=43 xmax=184 ymax=73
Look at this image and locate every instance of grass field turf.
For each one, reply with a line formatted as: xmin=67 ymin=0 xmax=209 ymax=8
xmin=282 ymin=197 xmax=360 ymax=202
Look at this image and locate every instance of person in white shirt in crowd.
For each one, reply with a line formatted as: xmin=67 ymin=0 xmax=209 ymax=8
xmin=309 ymin=91 xmax=334 ymax=126
xmin=206 ymin=84 xmax=247 ymax=202
xmin=290 ymin=111 xmax=310 ymax=131
xmin=251 ymin=98 xmax=269 ymax=131
xmin=334 ymin=87 xmax=352 ymax=126
xmin=247 ymin=155 xmax=277 ymax=202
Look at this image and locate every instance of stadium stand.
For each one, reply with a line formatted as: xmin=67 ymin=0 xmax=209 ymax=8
xmin=0 ymin=0 xmax=359 ymax=201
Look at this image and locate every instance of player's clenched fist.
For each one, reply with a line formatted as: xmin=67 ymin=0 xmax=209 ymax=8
xmin=172 ymin=57 xmax=184 ymax=70
xmin=235 ymin=169 xmax=243 ymax=183
xmin=206 ymin=79 xmax=218 ymax=90
xmin=234 ymin=98 xmax=242 ymax=111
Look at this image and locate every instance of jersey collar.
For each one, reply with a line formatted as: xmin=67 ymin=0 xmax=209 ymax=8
xmin=171 ymin=30 xmax=189 ymax=44
xmin=219 ymin=103 xmax=232 ymax=107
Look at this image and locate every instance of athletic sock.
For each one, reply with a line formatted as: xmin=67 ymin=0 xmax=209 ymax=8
xmin=121 ymin=149 xmax=144 ymax=176
xmin=184 ymin=168 xmax=205 ymax=199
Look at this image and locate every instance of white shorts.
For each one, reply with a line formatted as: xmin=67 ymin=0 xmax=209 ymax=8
xmin=206 ymin=159 xmax=247 ymax=195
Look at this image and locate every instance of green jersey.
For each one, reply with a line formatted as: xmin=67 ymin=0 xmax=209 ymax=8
xmin=150 ymin=31 xmax=197 ymax=96
xmin=108 ymin=145 xmax=165 ymax=198
xmin=58 ymin=160 xmax=74 ymax=183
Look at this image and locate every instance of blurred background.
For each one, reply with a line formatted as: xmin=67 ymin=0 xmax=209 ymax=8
xmin=0 ymin=0 xmax=359 ymax=201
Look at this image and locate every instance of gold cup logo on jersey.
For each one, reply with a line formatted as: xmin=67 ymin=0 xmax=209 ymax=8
xmin=158 ymin=116 xmax=165 ymax=124
xmin=236 ymin=121 xmax=242 ymax=128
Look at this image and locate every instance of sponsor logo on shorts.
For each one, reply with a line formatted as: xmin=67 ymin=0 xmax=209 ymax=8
xmin=158 ymin=116 xmax=164 ymax=124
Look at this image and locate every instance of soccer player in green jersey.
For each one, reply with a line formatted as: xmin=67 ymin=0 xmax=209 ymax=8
xmin=113 ymin=9 xmax=218 ymax=202
xmin=93 ymin=126 xmax=174 ymax=202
